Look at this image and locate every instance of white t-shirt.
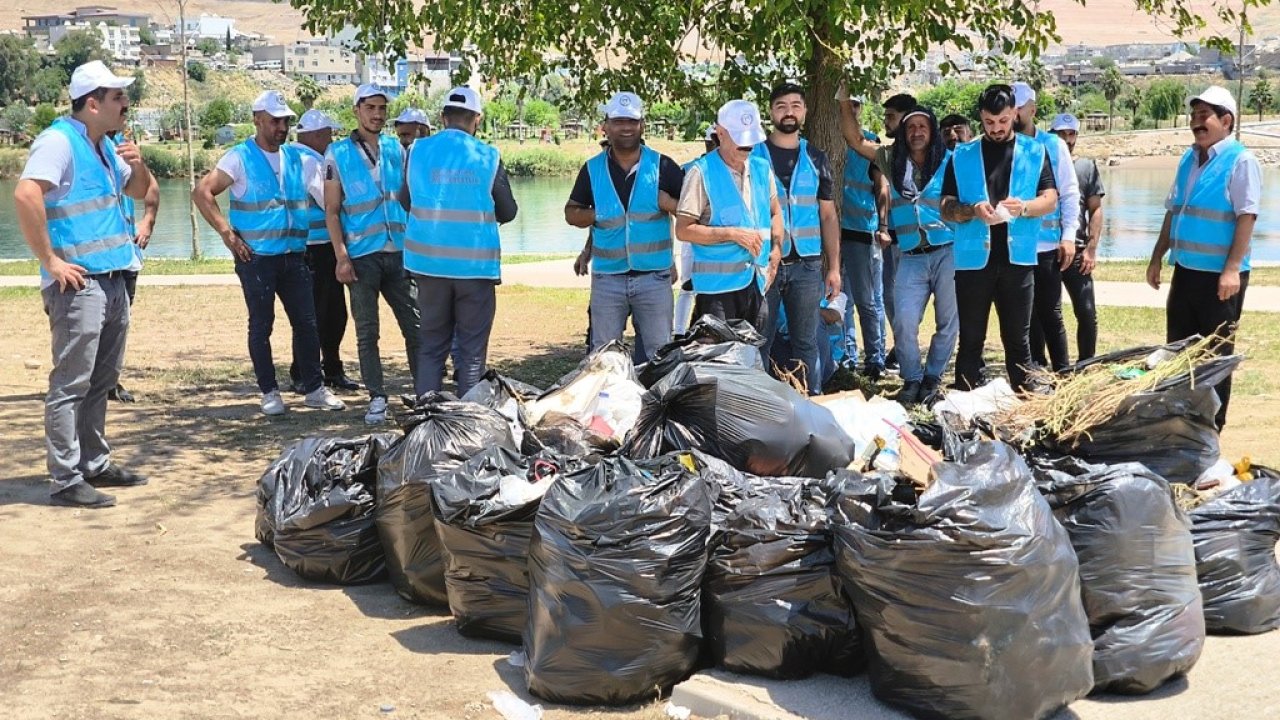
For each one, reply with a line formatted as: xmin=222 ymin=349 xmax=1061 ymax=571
xmin=21 ymin=123 xmax=134 ymax=203
xmin=291 ymin=144 xmax=326 ymax=207
xmin=215 ymin=146 xmax=283 ymax=200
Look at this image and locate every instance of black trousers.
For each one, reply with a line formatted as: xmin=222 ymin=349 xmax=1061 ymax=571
xmin=692 ymin=285 xmax=767 ymax=333
xmin=290 ymin=243 xmax=349 ymax=382
xmin=955 ymin=259 xmax=1035 ymax=391
xmin=1167 ymin=264 xmax=1249 ymax=429
xmin=1028 ymin=249 xmax=1071 ymax=371
xmin=1061 ymin=251 xmax=1098 ymax=362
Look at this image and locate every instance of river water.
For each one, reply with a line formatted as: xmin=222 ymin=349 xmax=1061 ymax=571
xmin=2 ymin=169 xmax=1278 ymax=261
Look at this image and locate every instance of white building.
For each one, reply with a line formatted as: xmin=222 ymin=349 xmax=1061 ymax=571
xmin=49 ymin=21 xmax=140 ymax=63
xmin=251 ymin=40 xmax=359 ymax=85
xmin=177 ymin=14 xmax=236 ymax=42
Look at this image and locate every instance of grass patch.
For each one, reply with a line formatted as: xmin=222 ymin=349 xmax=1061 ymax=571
xmin=0 ymin=254 xmax=571 ymax=277
xmin=1092 ymin=259 xmax=1280 ymax=286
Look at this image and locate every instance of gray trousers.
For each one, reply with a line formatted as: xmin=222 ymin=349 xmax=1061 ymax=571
xmin=42 ymin=275 xmax=131 ymax=493
xmin=348 ymin=251 xmax=421 ymax=399
xmin=413 ymin=274 xmax=496 ymax=398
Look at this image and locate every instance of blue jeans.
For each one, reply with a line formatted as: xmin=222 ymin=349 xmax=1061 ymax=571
xmin=840 ymin=235 xmax=884 ymax=368
xmin=589 ymin=270 xmax=674 ymax=362
xmin=234 ymin=252 xmax=323 ymax=395
xmin=892 ymin=245 xmax=959 ymax=383
xmin=348 ymin=251 xmax=421 ymax=399
xmin=881 ymin=242 xmax=899 ymax=351
xmin=763 ymin=257 xmax=825 ymax=395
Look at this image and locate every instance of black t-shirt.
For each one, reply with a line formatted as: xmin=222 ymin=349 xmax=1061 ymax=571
xmin=568 ymin=150 xmax=685 ymax=210
xmin=764 ymin=140 xmax=835 ymax=201
xmin=941 ymin=136 xmax=1056 ymax=254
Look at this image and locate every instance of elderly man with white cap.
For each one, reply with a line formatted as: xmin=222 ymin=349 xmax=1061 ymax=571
xmin=1146 ymin=85 xmax=1260 ymax=430
xmin=1012 ymin=81 xmax=1080 ymax=375
xmin=564 ymin=91 xmax=685 ymax=360
xmin=325 ymin=84 xmax=419 ymax=424
xmin=1046 ymin=112 xmax=1104 ymax=365
xmin=675 ymin=99 xmax=783 ymax=331
xmin=14 ymin=60 xmax=156 ymax=507
xmin=400 ymin=86 xmax=519 ymax=397
xmin=193 ymin=91 xmax=345 ymax=417
xmin=393 ymin=107 xmax=432 ymax=149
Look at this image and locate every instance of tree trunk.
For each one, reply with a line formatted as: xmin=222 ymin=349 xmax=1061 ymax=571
xmin=805 ymin=39 xmax=847 ymax=213
xmin=1108 ymin=100 xmax=1114 ymax=132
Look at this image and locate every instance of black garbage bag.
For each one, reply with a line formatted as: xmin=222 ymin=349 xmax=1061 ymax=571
xmin=1190 ymin=468 xmax=1280 ymax=634
xmin=1035 ymin=458 xmax=1204 ymax=694
xmin=623 ymin=362 xmax=854 ymax=478
xmin=1051 ymin=384 xmax=1221 ymax=485
xmin=256 ymin=434 xmax=396 ymax=585
xmin=524 ymin=454 xmax=711 ymax=706
xmin=832 ymin=442 xmax=1094 ymax=720
xmin=526 ymin=340 xmax=644 ymax=452
xmin=375 ymin=399 xmax=517 ymax=606
xmin=704 ymin=475 xmax=863 ymax=679
xmin=432 ymin=447 xmax=580 ymax=644
xmin=638 ymin=314 xmax=765 ymax=387
xmin=461 ymin=371 xmax=544 ymax=454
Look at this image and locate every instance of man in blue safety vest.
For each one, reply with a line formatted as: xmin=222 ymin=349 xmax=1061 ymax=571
xmin=1147 ymin=86 xmax=1261 ymax=430
xmin=107 ymin=131 xmax=159 ymax=405
xmin=326 ymin=84 xmax=420 ymax=424
xmin=394 ymin=107 xmax=432 ymax=149
xmin=15 ymin=61 xmax=157 ymax=507
xmin=401 ymin=86 xmax=519 ymax=397
xmin=193 ymin=91 xmax=346 ymax=417
xmin=940 ymin=83 xmax=1059 ymax=392
xmin=675 ymin=99 xmax=783 ymax=333
xmin=752 ymin=81 xmax=841 ymax=395
xmin=565 ymin=91 xmax=685 ymax=360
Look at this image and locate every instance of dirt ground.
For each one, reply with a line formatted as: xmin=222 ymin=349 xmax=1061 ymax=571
xmin=0 ymin=284 xmax=1276 ymax=720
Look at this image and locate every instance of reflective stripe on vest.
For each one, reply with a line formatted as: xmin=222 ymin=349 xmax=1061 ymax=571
xmin=331 ymin=133 xmax=407 ymax=258
xmin=888 ymin=150 xmax=954 ymax=252
xmin=404 ymin=128 xmax=502 ymax=280
xmin=292 ymin=142 xmax=330 ymax=245
xmin=753 ymin=139 xmax=822 ymax=257
xmin=1031 ymin=130 xmax=1065 ymax=249
xmin=840 ymin=131 xmax=878 ymax=232
xmin=692 ymin=151 xmax=772 ymax=294
xmin=226 ymin=139 xmax=308 ymax=255
xmin=42 ymin=119 xmax=135 ymax=275
xmin=950 ymin=135 xmax=1043 ymax=270
xmin=1168 ymin=141 xmax=1251 ymax=273
xmin=587 ymin=145 xmax=672 ymax=274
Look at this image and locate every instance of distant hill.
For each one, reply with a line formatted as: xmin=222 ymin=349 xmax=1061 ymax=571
xmin=4 ymin=0 xmax=313 ymax=44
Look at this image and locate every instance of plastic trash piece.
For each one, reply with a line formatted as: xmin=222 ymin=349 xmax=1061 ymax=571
xmin=664 ymin=702 xmax=692 ymax=720
xmin=432 ymin=447 xmax=579 ymax=644
xmin=638 ymin=314 xmax=766 ymax=387
xmin=813 ymin=392 xmax=910 ymax=461
xmin=1034 ymin=458 xmax=1205 ymax=694
xmin=929 ymin=377 xmax=1019 ymax=421
xmin=524 ymin=454 xmax=711 ymax=706
xmin=486 ymin=690 xmax=543 ymax=720
xmin=462 ymin=371 xmax=544 ymax=453
xmin=526 ymin=341 xmax=644 ymax=449
xmin=375 ymin=398 xmax=517 ymax=605
xmin=831 ymin=442 xmax=1094 ymax=720
xmin=255 ymin=434 xmax=396 ymax=585
xmin=1189 ymin=467 xmax=1280 ymax=634
xmin=623 ymin=362 xmax=854 ymax=478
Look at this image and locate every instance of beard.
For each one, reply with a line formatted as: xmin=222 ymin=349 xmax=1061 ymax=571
xmin=1013 ymin=117 xmax=1027 ymax=133
xmin=775 ymin=118 xmax=800 ymax=134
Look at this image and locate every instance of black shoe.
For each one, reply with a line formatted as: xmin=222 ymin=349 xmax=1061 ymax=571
xmin=325 ymin=374 xmax=362 ymax=392
xmin=51 ymin=483 xmax=116 ymax=508
xmin=884 ymin=348 xmax=899 ymax=371
xmin=108 ymin=384 xmax=136 ymax=403
xmin=895 ymin=380 xmax=922 ymax=405
xmin=919 ymin=375 xmax=942 ymax=405
xmin=861 ymin=363 xmax=886 ymax=382
xmin=85 ymin=464 xmax=148 ymax=488
xmin=289 ymin=379 xmax=306 ymax=395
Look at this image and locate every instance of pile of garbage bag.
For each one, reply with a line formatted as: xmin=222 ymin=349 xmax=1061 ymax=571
xmin=525 ymin=341 xmax=645 ymax=452
xmin=1190 ymin=467 xmax=1280 ymax=634
xmin=638 ymin=315 xmax=765 ymax=387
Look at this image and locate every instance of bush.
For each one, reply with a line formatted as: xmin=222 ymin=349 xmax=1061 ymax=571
xmin=141 ymin=145 xmax=210 ymax=178
xmin=500 ymin=146 xmax=582 ymax=177
xmin=187 ymin=61 xmax=207 ymax=82
xmin=0 ymin=147 xmax=28 ymax=176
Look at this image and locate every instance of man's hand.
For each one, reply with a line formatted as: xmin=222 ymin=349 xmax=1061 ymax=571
xmin=670 ymin=261 xmax=680 ymax=286
xmin=763 ymin=263 xmax=778 ymax=293
xmin=573 ymin=249 xmax=590 ymax=276
xmin=1057 ymin=239 xmax=1076 ymax=272
xmin=731 ymin=229 xmax=763 ymax=258
xmin=1218 ymin=268 xmax=1242 ymax=302
xmin=1079 ymin=246 xmax=1097 ymax=275
xmin=335 ymin=256 xmax=357 ymax=284
xmin=973 ymin=201 xmax=998 ymax=224
xmin=998 ymin=197 xmax=1025 ymax=218
xmin=874 ymin=230 xmax=892 ymax=248
xmin=1146 ymin=258 xmax=1162 ymax=290
xmin=824 ymin=266 xmax=842 ymax=301
xmin=221 ymin=229 xmax=251 ymax=263
xmin=134 ymin=219 xmax=154 ymax=250
xmin=46 ymin=256 xmax=87 ymax=291
xmin=114 ymin=140 xmax=146 ymax=173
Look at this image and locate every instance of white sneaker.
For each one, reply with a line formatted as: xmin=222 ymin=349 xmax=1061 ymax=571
xmin=364 ymin=396 xmax=389 ymax=424
xmin=304 ymin=386 xmax=346 ymax=411
xmin=261 ymin=390 xmax=286 ymax=416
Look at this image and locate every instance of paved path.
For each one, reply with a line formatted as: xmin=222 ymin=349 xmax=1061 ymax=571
xmin=2 ymin=260 xmax=1277 ymax=311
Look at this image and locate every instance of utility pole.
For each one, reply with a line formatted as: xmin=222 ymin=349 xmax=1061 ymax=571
xmin=178 ymin=0 xmax=200 ymax=259
xmin=1237 ymin=11 xmax=1248 ymax=140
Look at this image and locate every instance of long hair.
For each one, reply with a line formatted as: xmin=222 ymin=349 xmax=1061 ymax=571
xmin=891 ymin=106 xmax=945 ymax=198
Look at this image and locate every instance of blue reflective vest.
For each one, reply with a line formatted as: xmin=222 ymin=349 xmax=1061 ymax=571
xmin=104 ymin=134 xmax=144 ymax=270
xmin=840 ymin=131 xmax=879 ymax=233
xmin=1168 ymin=140 xmax=1252 ymax=273
xmin=888 ymin=150 xmax=954 ymax=252
xmin=404 ymin=128 xmax=502 ymax=280
xmin=1031 ymin=130 xmax=1067 ymax=248
xmin=329 ymin=133 xmax=407 ymax=258
xmin=951 ymin=135 xmax=1044 ymax=270
xmin=753 ymin=140 xmax=822 ymax=257
xmin=587 ymin=146 xmax=672 ymax=273
xmin=691 ymin=151 xmax=773 ymax=294
xmin=41 ymin=118 xmax=135 ymax=275
xmin=292 ymin=142 xmax=330 ymax=245
xmin=226 ymin=139 xmax=308 ymax=255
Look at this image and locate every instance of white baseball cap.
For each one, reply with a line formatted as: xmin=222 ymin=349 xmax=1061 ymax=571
xmin=716 ymin=99 xmax=767 ymax=147
xmin=703 ymin=124 xmax=717 ymax=141
xmin=602 ymin=91 xmax=643 ymax=120
xmin=354 ymin=83 xmax=387 ymax=105
xmin=1189 ymin=85 xmax=1238 ymax=119
xmin=1050 ymin=113 xmax=1080 ymax=132
xmin=252 ymin=90 xmax=295 ymax=118
xmin=1011 ymin=81 xmax=1036 ymax=108
xmin=296 ymin=109 xmax=341 ymax=133
xmin=69 ymin=60 xmax=134 ymax=101
xmin=394 ymin=107 xmax=430 ymax=126
xmin=443 ymin=86 xmax=483 ymax=114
